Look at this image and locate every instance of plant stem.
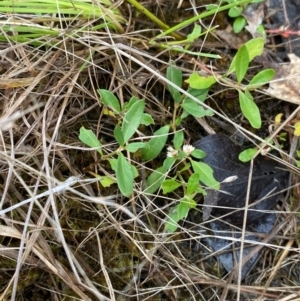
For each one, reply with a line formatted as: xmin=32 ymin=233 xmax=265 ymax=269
xmin=125 ymin=0 xmax=184 ymax=40
xmin=152 ymin=0 xmax=257 ymax=40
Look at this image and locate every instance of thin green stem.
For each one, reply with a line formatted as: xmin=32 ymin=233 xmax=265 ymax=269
xmin=125 ymin=0 xmax=184 ymax=40
xmin=152 ymin=0 xmax=257 ymax=40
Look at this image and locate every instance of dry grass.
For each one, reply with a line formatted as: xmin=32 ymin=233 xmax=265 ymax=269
xmin=0 ymin=0 xmax=299 ymax=300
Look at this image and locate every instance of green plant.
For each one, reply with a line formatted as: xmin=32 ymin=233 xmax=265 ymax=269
xmin=127 ymin=0 xmax=263 ymax=59
xmin=79 ymin=34 xmax=276 ymax=233
xmin=149 ymin=0 xmax=259 ymax=40
xmin=238 ymin=138 xmax=275 ymax=162
xmin=149 ymin=24 xmax=221 ymax=59
xmin=79 ymin=93 xmax=150 ymax=197
xmin=161 ymin=144 xmax=220 ymax=233
xmin=79 ymin=67 xmax=220 ymax=233
xmin=218 ymin=0 xmax=266 ymax=34
xmin=186 ymin=37 xmax=275 ymax=129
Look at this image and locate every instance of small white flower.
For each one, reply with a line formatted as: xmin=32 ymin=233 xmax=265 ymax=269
xmin=183 ymin=144 xmax=195 ymax=156
xmin=167 ymin=146 xmax=178 ymax=158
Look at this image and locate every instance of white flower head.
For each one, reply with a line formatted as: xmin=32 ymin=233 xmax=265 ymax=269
xmin=167 ymin=146 xmax=178 ymax=158
xmin=183 ymin=144 xmax=195 ymax=156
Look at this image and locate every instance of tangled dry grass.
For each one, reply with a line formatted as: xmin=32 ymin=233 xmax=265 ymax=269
xmin=0 ymin=0 xmax=299 ymax=300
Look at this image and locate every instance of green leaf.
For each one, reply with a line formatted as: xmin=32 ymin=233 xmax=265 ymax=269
xmin=228 ymin=38 xmax=264 ymax=74
xmin=125 ymin=142 xmax=146 ymax=152
xmin=79 ymin=126 xmax=102 ymax=155
xmin=238 ymin=90 xmax=261 ymax=129
xmin=98 ymin=89 xmax=121 ymax=113
xmin=187 ymin=173 xmax=200 ymax=195
xmin=206 ymin=4 xmax=217 ymax=10
xmin=173 ymin=131 xmax=184 ymax=150
xmin=233 ymin=16 xmax=246 ymax=33
xmin=163 ymin=156 xmax=175 ymax=169
xmin=256 ymin=24 xmax=266 ymax=38
xmin=122 ymin=101 xmax=130 ymax=111
xmin=182 ymin=197 xmax=196 ymax=210
xmin=164 ymin=197 xmax=196 ymax=233
xmin=175 ymin=116 xmax=183 ymax=125
xmin=141 ymin=113 xmax=154 ymax=126
xmin=186 ymin=24 xmax=202 ymax=43
xmin=167 ymin=65 xmax=182 ymax=103
xmin=228 ymin=6 xmax=243 ymax=17
xmin=245 ymin=38 xmax=265 ymax=61
xmin=141 ymin=125 xmax=170 ymax=161
xmin=164 ymin=207 xmax=179 ymax=233
xmin=145 ymin=157 xmax=175 ymax=194
xmin=186 ymin=73 xmax=217 ymax=89
xmin=109 ymin=158 xmax=118 ymax=172
xmin=114 ymin=125 xmax=124 ymax=146
xmin=195 ymin=186 xmax=207 ymax=194
xmin=116 ymin=153 xmax=134 ymax=197
xmin=235 ymin=44 xmax=249 ymax=83
xmin=248 ymin=69 xmax=275 ymax=88
xmin=161 ymin=179 xmax=181 ymax=194
xmin=178 ymin=198 xmax=196 ymax=218
xmin=177 ymin=150 xmax=186 ymax=160
xmin=145 ymin=165 xmax=166 ymax=195
xmin=239 ymin=148 xmax=257 ymax=162
xmin=131 ymin=164 xmax=139 ymax=178
xmin=122 ymin=100 xmax=145 ymax=143
xmin=182 ymin=98 xmax=213 ymax=118
xmin=191 ymin=160 xmax=220 ymax=189
xmin=191 ymin=149 xmax=206 ymax=159
xmin=127 ymin=96 xmax=138 ymax=109
xmin=185 ymin=87 xmax=209 ymax=102
xmin=95 ymin=175 xmax=115 ymax=188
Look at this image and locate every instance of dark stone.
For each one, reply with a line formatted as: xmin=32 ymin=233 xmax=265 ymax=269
xmin=194 ymin=134 xmax=288 ymax=225
xmin=193 ymin=134 xmax=289 ymax=279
